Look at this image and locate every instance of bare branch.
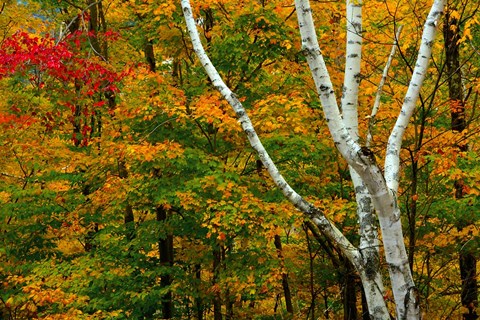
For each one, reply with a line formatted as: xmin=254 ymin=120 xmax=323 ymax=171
xmin=367 ymin=25 xmax=403 ymax=148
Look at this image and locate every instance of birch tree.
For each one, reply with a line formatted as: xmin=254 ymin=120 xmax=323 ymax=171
xmin=181 ymin=0 xmax=445 ymax=318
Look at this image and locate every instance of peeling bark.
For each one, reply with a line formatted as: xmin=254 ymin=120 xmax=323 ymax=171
xmin=341 ymin=1 xmax=386 ymax=316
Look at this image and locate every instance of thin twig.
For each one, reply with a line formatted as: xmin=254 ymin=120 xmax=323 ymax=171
xmin=142 ymin=116 xmax=179 ymax=141
xmin=55 ymin=0 xmax=103 ymax=45
xmin=366 ymin=25 xmax=403 ymax=147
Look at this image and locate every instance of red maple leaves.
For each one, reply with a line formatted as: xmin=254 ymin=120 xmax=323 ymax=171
xmin=0 ymin=31 xmax=126 ymax=143
xmin=0 ymin=31 xmax=121 ymax=88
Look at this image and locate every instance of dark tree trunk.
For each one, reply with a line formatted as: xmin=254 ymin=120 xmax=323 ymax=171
xmin=73 ymin=79 xmax=82 ymax=146
xmin=343 ymin=261 xmax=357 ymax=320
xmin=444 ymin=8 xmax=466 ymax=132
xmin=213 ymin=246 xmax=223 ymax=320
xmin=88 ymin=0 xmax=107 ymax=59
xmin=223 ymin=245 xmax=234 ymax=320
xmin=144 ymin=40 xmax=156 ymax=73
xmin=157 ymin=206 xmax=174 ymax=319
xmin=303 ymin=225 xmax=317 ymax=320
xmin=444 ymin=7 xmax=477 ymax=317
xmin=118 ymin=160 xmax=135 ymax=239
xmin=195 ymin=264 xmax=204 ymax=320
xmin=274 ymin=234 xmax=294 ymax=315
xmin=407 ymin=158 xmax=418 ymax=270
xmin=461 ymin=253 xmax=479 ymax=320
xmin=84 ymin=223 xmax=99 ymax=252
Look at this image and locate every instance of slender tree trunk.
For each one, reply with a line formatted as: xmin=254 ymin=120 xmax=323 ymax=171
xmin=341 ymin=3 xmax=386 ymax=307
xmin=144 ymin=40 xmax=156 ymax=73
xmin=444 ymin=7 xmax=466 ymax=132
xmin=460 ymin=254 xmax=479 ymax=319
xmin=73 ymin=79 xmax=82 ymax=146
xmin=118 ymin=160 xmax=135 ymax=239
xmin=324 ymin=290 xmax=330 ymax=319
xmin=84 ymin=223 xmax=99 ymax=252
xmin=213 ymin=246 xmax=222 ymax=320
xmin=222 ymin=245 xmax=234 ymax=320
xmin=87 ymin=0 xmax=136 ymax=240
xmin=274 ymin=234 xmax=294 ymax=315
xmin=407 ymin=159 xmax=418 ymax=270
xmin=304 ymin=225 xmax=317 ymax=320
xmin=195 ymin=264 xmax=204 ymax=320
xmin=444 ymin=6 xmax=478 ymax=318
xmin=65 ymin=12 xmax=82 ymax=146
xmin=88 ymin=0 xmax=107 ymax=59
xmin=156 ymin=206 xmax=174 ymax=319
xmin=342 ymin=260 xmax=358 ymax=320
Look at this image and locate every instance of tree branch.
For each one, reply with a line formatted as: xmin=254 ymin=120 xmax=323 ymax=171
xmin=181 ymin=0 xmax=359 ymax=263
xmin=367 ymin=25 xmax=403 ymax=147
xmin=385 ymin=0 xmax=445 ymax=192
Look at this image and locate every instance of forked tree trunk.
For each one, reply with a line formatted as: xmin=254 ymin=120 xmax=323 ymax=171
xmin=295 ymin=0 xmax=444 ymax=317
xmin=181 ymin=0 xmax=446 ymax=318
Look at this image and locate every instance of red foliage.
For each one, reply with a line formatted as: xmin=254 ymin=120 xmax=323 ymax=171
xmin=0 ymin=113 xmax=35 ymax=128
xmin=0 ymin=31 xmax=127 ymax=144
xmin=0 ymin=31 xmax=124 ymax=95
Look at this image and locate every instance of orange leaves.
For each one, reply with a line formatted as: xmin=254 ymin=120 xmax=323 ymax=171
xmin=188 ymin=92 xmax=241 ymax=134
xmin=420 ymin=224 xmax=479 ymax=254
xmin=127 ymin=140 xmax=184 ymax=163
xmin=176 ymin=191 xmax=197 ymax=210
xmin=431 ymin=151 xmax=458 ymax=177
xmin=0 ymin=113 xmax=36 ymax=128
xmin=0 ymin=190 xmax=11 ymax=203
xmin=152 ymin=0 xmax=177 ymax=19
xmin=315 ymin=197 xmax=355 ymax=226
xmin=449 ymin=100 xmax=464 ymax=114
xmin=178 ymin=173 xmax=290 ymax=248
xmin=217 ymin=232 xmax=227 ymax=241
xmin=24 ymin=286 xmax=77 ymax=307
xmin=457 ymin=16 xmax=478 ymax=44
xmin=252 ymin=93 xmax=314 ymax=135
xmin=3 ymin=274 xmax=82 ymax=319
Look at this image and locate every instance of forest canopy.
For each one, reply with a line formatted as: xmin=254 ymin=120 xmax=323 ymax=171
xmin=0 ymin=0 xmax=479 ymax=319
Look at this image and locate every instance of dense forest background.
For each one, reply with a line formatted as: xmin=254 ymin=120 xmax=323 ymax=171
xmin=0 ymin=0 xmax=479 ymax=319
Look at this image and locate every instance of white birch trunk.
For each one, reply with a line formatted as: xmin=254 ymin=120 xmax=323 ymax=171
xmin=341 ymin=0 xmax=387 ymax=316
xmin=181 ymin=0 xmax=360 ymax=268
xmin=182 ymin=0 xmax=445 ymax=318
xmin=295 ymin=0 xmax=444 ymax=318
xmin=385 ymin=2 xmax=445 ymax=194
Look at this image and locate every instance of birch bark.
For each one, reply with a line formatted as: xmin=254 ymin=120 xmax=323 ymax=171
xmin=340 ymin=0 xmax=387 ymax=316
xmin=295 ymin=0 xmax=444 ymax=318
xmin=384 ymin=2 xmax=445 ymax=193
xmin=182 ymin=0 xmax=445 ymax=318
xmin=181 ymin=0 xmax=359 ymax=268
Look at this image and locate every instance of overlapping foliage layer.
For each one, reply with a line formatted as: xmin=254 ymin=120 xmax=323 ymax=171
xmin=0 ymin=0 xmax=478 ymax=318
